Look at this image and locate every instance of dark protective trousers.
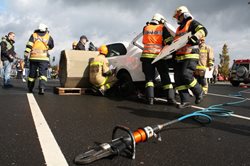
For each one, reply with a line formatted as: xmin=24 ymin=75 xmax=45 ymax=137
xmin=28 ymin=60 xmax=49 ymax=90
xmin=141 ymin=58 xmax=174 ymax=100
xmin=174 ymin=59 xmax=202 ymax=103
xmin=194 ymin=69 xmax=207 ymax=87
xmin=196 ymin=75 xmax=207 ymax=87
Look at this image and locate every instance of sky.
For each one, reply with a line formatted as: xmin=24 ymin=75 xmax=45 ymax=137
xmin=0 ymin=0 xmax=249 ymax=66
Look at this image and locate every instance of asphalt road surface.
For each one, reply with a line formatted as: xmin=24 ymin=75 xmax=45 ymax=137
xmin=0 ymin=79 xmax=249 ymax=166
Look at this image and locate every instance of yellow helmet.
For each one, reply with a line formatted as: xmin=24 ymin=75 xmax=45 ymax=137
xmin=151 ymin=13 xmax=166 ymax=24
xmin=98 ymin=45 xmax=108 ymax=55
xmin=173 ymin=6 xmax=190 ymax=19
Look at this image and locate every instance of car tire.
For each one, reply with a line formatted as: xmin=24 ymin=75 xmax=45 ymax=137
xmin=236 ymin=66 xmax=248 ymax=78
xmin=230 ymin=81 xmax=240 ymax=87
xmin=117 ymin=72 xmax=136 ymax=97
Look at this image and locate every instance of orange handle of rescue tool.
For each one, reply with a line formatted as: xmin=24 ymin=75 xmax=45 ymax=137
xmin=133 ymin=129 xmax=147 ymax=143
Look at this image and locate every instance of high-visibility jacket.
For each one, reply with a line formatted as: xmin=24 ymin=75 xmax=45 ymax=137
xmin=29 ymin=32 xmax=50 ymax=61
xmin=1 ymin=37 xmax=13 ymax=51
xmin=89 ymin=54 xmax=111 ymax=86
xmin=196 ymin=43 xmax=214 ymax=70
xmin=142 ymin=24 xmax=164 ymax=58
xmin=1 ymin=36 xmax=16 ymax=61
xmin=174 ymin=19 xmax=199 ymax=60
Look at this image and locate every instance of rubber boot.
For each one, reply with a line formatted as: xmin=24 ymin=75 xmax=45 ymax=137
xmin=146 ymin=86 xmax=154 ymax=105
xmin=190 ymin=83 xmax=203 ymax=104
xmin=98 ymin=85 xmax=106 ymax=96
xmin=165 ymin=89 xmax=177 ymax=105
xmin=38 ymin=88 xmax=45 ymax=95
xmin=38 ymin=76 xmax=47 ymax=95
xmin=28 ymin=81 xmax=35 ymax=93
xmin=177 ymin=90 xmax=191 ymax=109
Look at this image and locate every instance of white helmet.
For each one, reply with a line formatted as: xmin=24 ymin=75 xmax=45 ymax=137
xmin=173 ymin=6 xmax=190 ymax=19
xmin=151 ymin=13 xmax=166 ymax=24
xmin=38 ymin=23 xmax=48 ymax=32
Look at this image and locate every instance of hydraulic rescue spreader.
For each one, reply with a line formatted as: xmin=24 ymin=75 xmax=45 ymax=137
xmin=74 ymin=110 xmax=233 ymax=164
xmin=74 ymin=124 xmax=170 ymax=165
xmin=74 ymin=93 xmax=248 ymax=165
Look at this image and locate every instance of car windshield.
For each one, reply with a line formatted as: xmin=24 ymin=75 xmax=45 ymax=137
xmin=106 ymin=43 xmax=127 ymax=57
xmin=232 ymin=63 xmax=249 ymax=70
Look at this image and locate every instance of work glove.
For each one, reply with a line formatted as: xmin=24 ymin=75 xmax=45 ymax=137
xmin=103 ymin=70 xmax=113 ymax=77
xmin=187 ymin=35 xmax=199 ymax=45
xmin=9 ymin=58 xmax=14 ymax=62
xmin=111 ymin=68 xmax=117 ymax=75
xmin=8 ymin=55 xmax=14 ymax=62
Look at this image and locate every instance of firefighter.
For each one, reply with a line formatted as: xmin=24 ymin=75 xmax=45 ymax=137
xmin=194 ymin=37 xmax=214 ymax=94
xmin=173 ymin=6 xmax=208 ymax=108
xmin=75 ymin=35 xmax=97 ymax=51
xmin=24 ymin=23 xmax=54 ymax=94
xmin=89 ymin=45 xmax=117 ymax=96
xmin=140 ymin=13 xmax=176 ymax=105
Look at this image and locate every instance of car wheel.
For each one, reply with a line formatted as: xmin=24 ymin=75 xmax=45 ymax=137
xmin=117 ymin=72 xmax=136 ymax=97
xmin=230 ymin=81 xmax=240 ymax=87
xmin=236 ymin=66 xmax=248 ymax=78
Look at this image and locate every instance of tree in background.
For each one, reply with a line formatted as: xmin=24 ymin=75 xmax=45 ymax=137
xmin=219 ymin=44 xmax=230 ymax=80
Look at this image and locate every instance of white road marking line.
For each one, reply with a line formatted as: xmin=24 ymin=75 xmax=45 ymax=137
xmin=240 ymin=89 xmax=250 ymax=93
xmin=27 ymin=93 xmax=68 ymax=166
xmin=155 ymin=97 xmax=250 ymax=121
xmin=191 ymin=105 xmax=250 ymax=120
xmin=241 ymin=88 xmax=250 ymax=91
xmin=208 ymin=93 xmax=250 ymax=100
xmin=191 ymin=105 xmax=204 ymax=109
xmin=230 ymin=114 xmax=250 ymax=120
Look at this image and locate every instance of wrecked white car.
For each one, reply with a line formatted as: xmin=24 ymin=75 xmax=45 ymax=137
xmin=106 ymin=33 xmax=174 ymax=96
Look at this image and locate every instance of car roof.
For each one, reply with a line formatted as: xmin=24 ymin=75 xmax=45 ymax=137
xmin=234 ymin=59 xmax=250 ymax=64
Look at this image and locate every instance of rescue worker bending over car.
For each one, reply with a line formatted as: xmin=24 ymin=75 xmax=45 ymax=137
xmin=75 ymin=35 xmax=97 ymax=51
xmin=141 ymin=13 xmax=176 ymax=105
xmin=89 ymin=45 xmax=117 ymax=96
xmin=173 ymin=6 xmax=208 ymax=108
xmin=24 ymin=23 xmax=54 ymax=95
xmin=194 ymin=37 xmax=214 ymax=95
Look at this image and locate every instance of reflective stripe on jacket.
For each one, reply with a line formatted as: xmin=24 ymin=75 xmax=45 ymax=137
xmin=30 ymin=32 xmax=50 ymax=61
xmin=142 ymin=24 xmax=163 ymax=58
xmin=2 ymin=38 xmax=13 ymax=51
xmin=174 ymin=19 xmax=199 ymax=60
xmin=1 ymin=37 xmax=16 ymax=61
